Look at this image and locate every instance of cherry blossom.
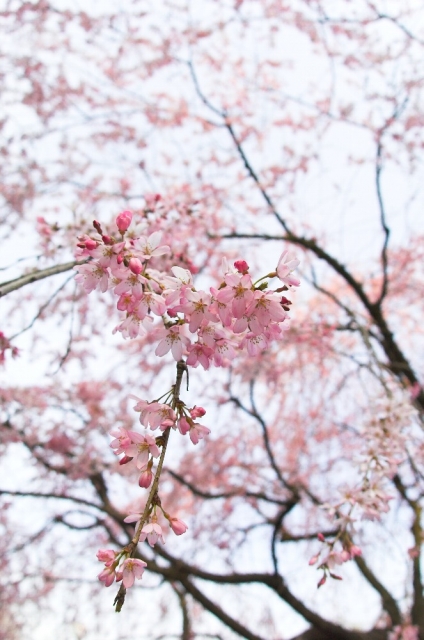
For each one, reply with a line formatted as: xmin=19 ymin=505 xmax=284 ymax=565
xmin=126 ymin=433 xmax=160 ymax=468
xmin=121 ymin=558 xmax=147 ymax=588
xmin=274 ymin=251 xmax=301 ymax=287
xmin=139 ymin=518 xmax=165 ymax=547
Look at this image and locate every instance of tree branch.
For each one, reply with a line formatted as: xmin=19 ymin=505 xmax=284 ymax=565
xmin=0 ymin=259 xmax=84 ymax=298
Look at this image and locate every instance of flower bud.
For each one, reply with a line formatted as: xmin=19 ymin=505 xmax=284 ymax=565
xmin=116 ymin=210 xmax=133 ymax=234
xmin=129 ymin=258 xmax=143 ymax=275
xmin=340 ymin=550 xmax=350 ymax=563
xmin=190 ymin=406 xmax=206 ymax=419
xmin=85 ymin=238 xmax=98 ymax=250
xmin=178 ymin=417 xmax=191 ymax=435
xmin=138 ymin=469 xmax=153 ymax=488
xmin=317 ymin=574 xmax=327 ymax=588
xmin=234 ymin=260 xmax=249 ymax=274
xmin=169 ymin=517 xmax=188 ymax=536
xmin=349 ymin=545 xmax=362 ymax=558
xmin=93 ymin=220 xmax=103 ymax=234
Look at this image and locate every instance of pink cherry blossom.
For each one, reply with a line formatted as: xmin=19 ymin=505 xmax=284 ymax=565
xmin=275 ymin=250 xmax=300 ymax=287
xmin=217 ymin=273 xmax=254 ymax=318
xmin=113 ymin=313 xmax=153 ymax=339
xmin=133 ymin=291 xmax=167 ymax=318
xmin=96 ymin=549 xmax=117 ymax=566
xmin=155 ymin=325 xmax=191 ymax=361
xmin=98 ymin=566 xmax=117 ymax=587
xmin=189 ymin=421 xmax=211 ymax=445
xmin=178 ymin=416 xmax=190 ymax=435
xmin=186 ymin=342 xmax=213 ymax=369
xmin=109 ymin=428 xmax=132 ymax=455
xmin=121 ymin=558 xmax=147 ymax=588
xmin=140 ymin=519 xmax=165 ymax=547
xmin=135 ymin=401 xmax=176 ymax=431
xmin=209 ymin=287 xmax=233 ymax=327
xmin=245 ymin=291 xmax=287 ymax=333
xmin=177 ymin=289 xmax=217 ymax=333
xmin=134 ymin=231 xmax=170 ymax=260
xmin=74 ymin=262 xmax=110 ymax=293
xmin=126 ymin=432 xmax=160 ymax=468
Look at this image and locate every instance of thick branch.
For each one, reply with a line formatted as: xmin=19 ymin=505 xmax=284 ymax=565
xmin=354 ymin=554 xmax=401 ymax=625
xmin=178 ymin=577 xmax=267 ymax=640
xmin=0 ymin=259 xmax=83 ymax=297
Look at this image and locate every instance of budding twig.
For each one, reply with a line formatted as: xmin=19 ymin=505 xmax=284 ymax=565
xmin=114 ymin=359 xmax=187 ymax=612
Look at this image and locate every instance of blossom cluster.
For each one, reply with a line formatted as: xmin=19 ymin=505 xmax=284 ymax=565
xmin=97 ymin=549 xmax=147 ymax=589
xmin=109 ymin=401 xmax=209 ymax=490
xmin=97 ymin=511 xmax=187 ymax=589
xmin=324 ymin=388 xmax=418 ymax=530
xmin=310 ymin=387 xmax=419 ymax=587
xmin=74 ymin=211 xmax=300 ymax=368
xmin=76 ymin=210 xmax=300 ymax=596
xmin=309 ymin=532 xmax=362 ymax=588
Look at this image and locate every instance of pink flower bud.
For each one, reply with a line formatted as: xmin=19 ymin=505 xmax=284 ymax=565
xmin=178 ymin=417 xmax=191 ymax=435
xmin=349 ymin=545 xmax=362 ymax=558
xmin=317 ymin=574 xmax=327 ymax=588
xmin=169 ymin=517 xmax=188 ymax=536
xmin=93 ymin=220 xmax=103 ymax=234
xmin=129 ymin=258 xmax=143 ymax=275
xmin=309 ymin=554 xmax=319 ymax=566
xmin=96 ymin=549 xmax=116 ymax=564
xmin=119 ymin=455 xmax=133 ymax=465
xmin=102 ymin=234 xmax=112 ymax=245
xmin=340 ymin=550 xmax=350 ymax=563
xmin=85 ymin=238 xmax=98 ymax=250
xmin=98 ymin=567 xmax=116 ymax=587
xmin=190 ymin=406 xmax=206 ymax=418
xmin=234 ymin=260 xmax=249 ymax=274
xmin=138 ymin=469 xmax=153 ymax=488
xmin=317 ymin=533 xmax=325 ymax=542
xmin=117 ymin=254 xmax=124 ymax=264
xmin=116 ymin=210 xmax=133 ymax=234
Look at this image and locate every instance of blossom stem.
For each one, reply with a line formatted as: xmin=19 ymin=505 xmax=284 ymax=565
xmin=253 ymin=273 xmax=274 ymax=286
xmin=114 ymin=360 xmax=187 ymax=612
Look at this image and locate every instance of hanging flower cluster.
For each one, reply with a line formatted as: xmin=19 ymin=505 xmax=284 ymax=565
xmin=74 ymin=210 xmax=300 ymax=602
xmin=74 ymin=210 xmax=300 ymax=368
xmin=310 ymin=387 xmax=419 ymax=588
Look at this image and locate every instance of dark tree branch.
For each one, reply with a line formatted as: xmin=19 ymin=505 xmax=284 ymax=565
xmin=354 ymin=554 xmax=401 ymax=625
xmin=219 ymin=231 xmax=424 ymax=411
xmin=393 ymin=475 xmax=424 ymax=629
xmin=177 ymin=577 xmax=268 ymax=640
xmin=0 ymin=488 xmax=105 ymax=512
xmin=171 ymin=584 xmax=192 ymax=640
xmin=166 ymin=468 xmax=291 ymax=507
